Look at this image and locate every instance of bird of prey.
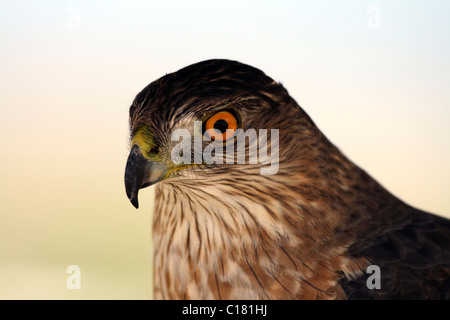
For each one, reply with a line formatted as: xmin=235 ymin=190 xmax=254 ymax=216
xmin=124 ymin=59 xmax=450 ymax=300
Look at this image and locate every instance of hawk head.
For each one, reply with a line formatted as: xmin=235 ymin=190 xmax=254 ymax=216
xmin=125 ymin=59 xmax=325 ymax=209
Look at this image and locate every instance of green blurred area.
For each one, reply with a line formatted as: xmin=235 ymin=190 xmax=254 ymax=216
xmin=0 ymin=178 xmax=155 ymax=299
xmin=1 ymin=257 xmax=152 ymax=299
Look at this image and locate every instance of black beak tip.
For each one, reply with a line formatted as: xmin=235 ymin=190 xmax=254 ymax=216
xmin=130 ymin=196 xmax=139 ymax=209
xmin=125 ymin=176 xmax=140 ymax=209
xmin=125 ymin=185 xmax=140 ymax=209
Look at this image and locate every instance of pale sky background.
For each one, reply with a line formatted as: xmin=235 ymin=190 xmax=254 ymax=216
xmin=0 ymin=0 xmax=449 ymax=299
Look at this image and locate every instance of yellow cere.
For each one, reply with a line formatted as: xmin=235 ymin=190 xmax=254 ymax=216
xmin=131 ymin=127 xmax=159 ymax=161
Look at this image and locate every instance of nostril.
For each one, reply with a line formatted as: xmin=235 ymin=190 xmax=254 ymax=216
xmin=149 ymin=146 xmax=159 ymax=155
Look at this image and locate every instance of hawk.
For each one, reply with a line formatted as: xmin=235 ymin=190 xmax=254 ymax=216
xmin=124 ymin=59 xmax=450 ymax=299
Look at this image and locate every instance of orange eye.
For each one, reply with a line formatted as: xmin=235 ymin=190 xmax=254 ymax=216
xmin=204 ymin=110 xmax=239 ymax=142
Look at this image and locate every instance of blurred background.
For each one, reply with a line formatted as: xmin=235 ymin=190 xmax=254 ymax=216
xmin=1 ymin=0 xmax=449 ymax=299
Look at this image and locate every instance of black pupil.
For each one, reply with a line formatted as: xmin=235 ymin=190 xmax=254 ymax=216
xmin=214 ymin=119 xmax=228 ymax=133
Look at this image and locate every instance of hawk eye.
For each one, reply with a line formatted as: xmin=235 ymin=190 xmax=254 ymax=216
xmin=203 ymin=110 xmax=239 ymax=142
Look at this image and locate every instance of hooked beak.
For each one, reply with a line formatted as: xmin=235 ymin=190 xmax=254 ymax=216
xmin=124 ymin=145 xmax=168 ymax=209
